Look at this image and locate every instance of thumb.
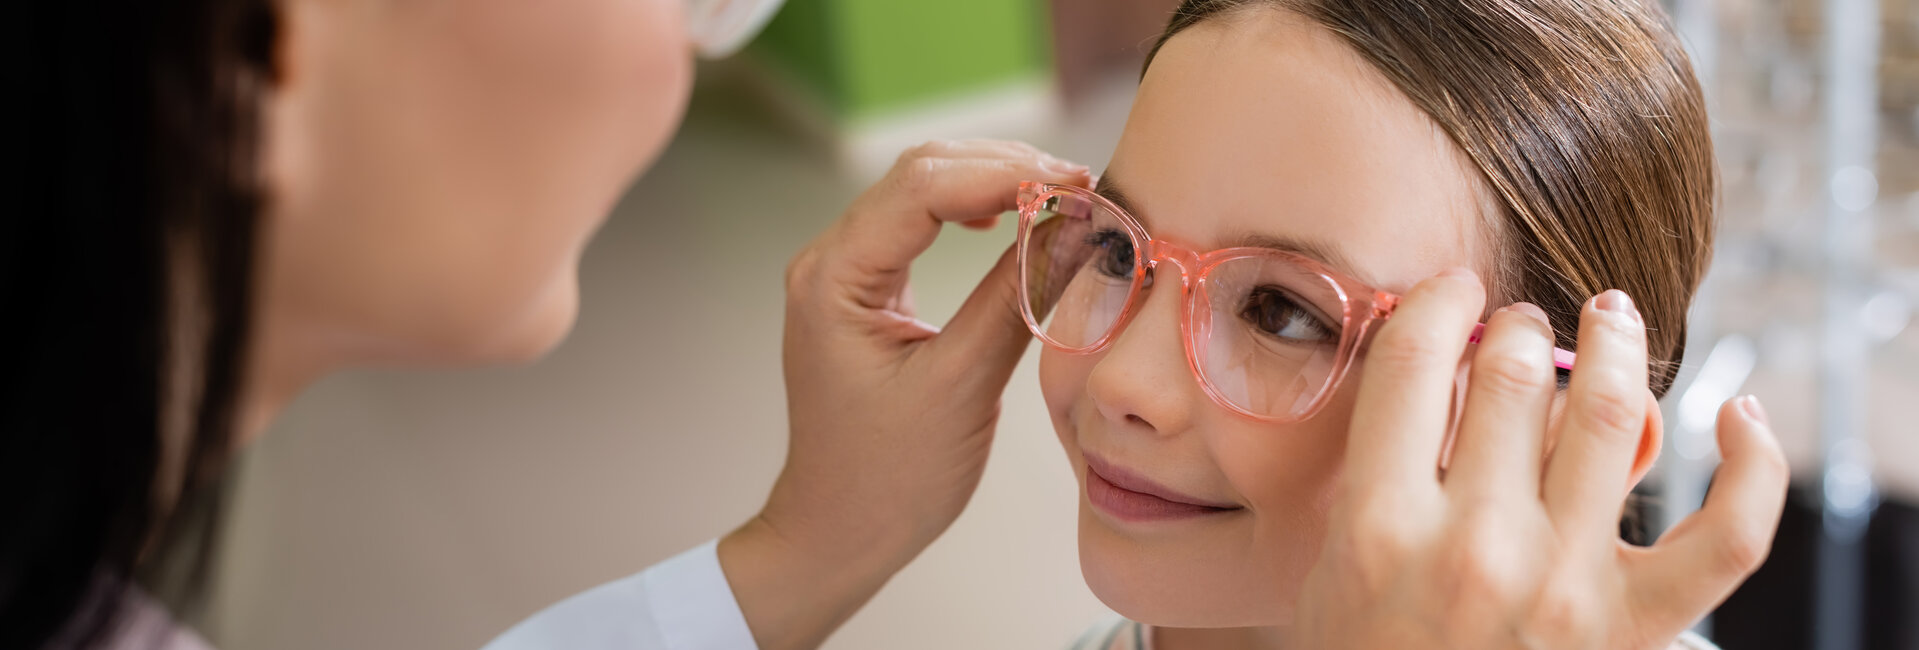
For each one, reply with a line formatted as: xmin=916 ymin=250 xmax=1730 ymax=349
xmin=1629 ymin=395 xmax=1787 ymax=623
xmin=921 ymin=244 xmax=1033 ymax=395
xmin=828 ymin=151 xmax=1090 ymax=311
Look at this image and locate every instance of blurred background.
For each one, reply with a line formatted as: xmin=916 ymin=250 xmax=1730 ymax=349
xmin=200 ymin=0 xmax=1917 ymax=649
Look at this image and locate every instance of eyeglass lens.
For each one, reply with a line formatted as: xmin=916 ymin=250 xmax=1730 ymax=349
xmin=1020 ymin=190 xmax=1352 ymax=419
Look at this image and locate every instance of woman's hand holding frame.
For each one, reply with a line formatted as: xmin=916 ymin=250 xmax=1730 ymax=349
xmin=1288 ymin=270 xmax=1790 ymax=649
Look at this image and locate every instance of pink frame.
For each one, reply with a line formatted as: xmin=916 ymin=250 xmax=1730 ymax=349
xmin=1015 ymin=181 xmax=1577 ymax=423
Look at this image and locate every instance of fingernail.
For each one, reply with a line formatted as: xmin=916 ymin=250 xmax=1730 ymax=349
xmin=1509 ymin=301 xmax=1551 ymax=327
xmin=1594 ymin=289 xmax=1642 ymax=324
xmin=1043 ymin=158 xmax=1090 ymax=175
xmin=1738 ymin=394 xmax=1770 ymax=425
xmin=1439 ymin=267 xmax=1478 ymax=281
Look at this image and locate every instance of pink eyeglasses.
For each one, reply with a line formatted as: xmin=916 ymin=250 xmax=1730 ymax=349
xmin=1015 ymin=181 xmax=1577 ymax=422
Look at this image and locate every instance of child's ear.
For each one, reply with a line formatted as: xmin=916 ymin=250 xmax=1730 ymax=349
xmin=1546 ymin=389 xmax=1664 ymax=488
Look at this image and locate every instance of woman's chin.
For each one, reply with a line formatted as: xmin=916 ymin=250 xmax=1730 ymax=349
xmin=480 ymin=280 xmax=581 ymax=364
xmin=424 ymin=272 xmax=582 ymax=366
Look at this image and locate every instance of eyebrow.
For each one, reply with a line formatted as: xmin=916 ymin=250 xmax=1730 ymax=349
xmin=1095 ymin=174 xmax=1380 ymax=288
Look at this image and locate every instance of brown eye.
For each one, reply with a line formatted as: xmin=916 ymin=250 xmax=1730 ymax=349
xmin=1084 ymin=229 xmax=1135 ymax=279
xmin=1239 ymin=287 xmax=1336 ymax=343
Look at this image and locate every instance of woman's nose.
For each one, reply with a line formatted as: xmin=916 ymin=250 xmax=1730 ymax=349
xmin=1083 ymin=275 xmax=1202 ymax=437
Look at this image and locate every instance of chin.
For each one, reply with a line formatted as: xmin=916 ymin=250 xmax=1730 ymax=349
xmin=438 ymin=270 xmax=582 ymax=365
xmin=1077 ymin=506 xmax=1298 ymax=629
xmin=497 ymin=275 xmax=581 ymax=363
xmin=492 ymin=301 xmax=578 ymax=363
xmin=1077 ymin=510 xmax=1217 ymax=627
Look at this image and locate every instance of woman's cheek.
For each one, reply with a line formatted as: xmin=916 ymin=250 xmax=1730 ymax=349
xmin=402 ymin=0 xmax=691 ymax=361
xmin=627 ymin=0 xmax=695 ymax=178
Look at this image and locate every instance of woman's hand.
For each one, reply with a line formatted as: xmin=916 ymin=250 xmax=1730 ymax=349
xmin=1287 ymin=269 xmax=1790 ymax=650
xmin=719 ymin=140 xmax=1091 ymax=650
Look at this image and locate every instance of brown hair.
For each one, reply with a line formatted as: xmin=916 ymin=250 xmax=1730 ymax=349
xmin=1147 ymin=0 xmax=1716 ymax=397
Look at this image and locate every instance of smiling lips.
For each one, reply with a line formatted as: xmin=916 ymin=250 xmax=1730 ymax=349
xmin=1084 ymin=454 xmax=1242 ymax=523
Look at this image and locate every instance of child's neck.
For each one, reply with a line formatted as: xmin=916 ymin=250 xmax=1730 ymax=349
xmin=1153 ymin=625 xmax=1290 ymax=650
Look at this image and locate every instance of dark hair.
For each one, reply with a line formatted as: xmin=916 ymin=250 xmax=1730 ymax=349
xmin=1147 ymin=0 xmax=1717 ymax=399
xmin=3 ymin=1 xmax=275 ymax=647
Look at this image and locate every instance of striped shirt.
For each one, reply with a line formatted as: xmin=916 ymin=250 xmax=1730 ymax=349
xmin=1068 ymin=616 xmax=1723 ymax=650
xmin=1069 ymin=617 xmax=1153 ymax=650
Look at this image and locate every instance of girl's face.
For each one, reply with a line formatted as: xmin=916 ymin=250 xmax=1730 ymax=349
xmin=258 ymin=0 xmax=691 ymax=370
xmin=1041 ymin=9 xmax=1498 ymax=627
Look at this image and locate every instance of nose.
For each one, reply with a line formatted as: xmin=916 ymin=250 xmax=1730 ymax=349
xmin=1083 ymin=263 xmax=1203 ymax=436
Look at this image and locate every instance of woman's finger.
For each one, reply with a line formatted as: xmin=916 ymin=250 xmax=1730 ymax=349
xmin=1343 ymin=268 xmax=1486 ymax=498
xmin=823 ymin=147 xmax=1090 ymax=311
xmin=1445 ymin=303 xmax=1557 ymax=500
xmin=958 ymin=215 xmax=1001 ymax=231
xmin=1542 ymin=290 xmax=1652 ymax=540
xmin=921 ymin=245 xmax=1032 ymax=399
xmin=1627 ymin=396 xmax=1789 ymax=624
xmin=902 ymin=138 xmax=1049 ymax=162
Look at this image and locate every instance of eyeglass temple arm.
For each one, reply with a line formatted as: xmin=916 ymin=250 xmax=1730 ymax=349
xmin=1468 ymin=323 xmax=1577 ymax=370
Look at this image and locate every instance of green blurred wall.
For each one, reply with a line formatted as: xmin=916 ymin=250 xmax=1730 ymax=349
xmin=752 ymin=0 xmax=1049 ymax=121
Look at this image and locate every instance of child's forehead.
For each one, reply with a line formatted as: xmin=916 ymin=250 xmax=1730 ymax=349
xmin=1102 ymin=170 xmax=1481 ymax=296
xmin=1113 ymin=10 xmax=1495 ymax=295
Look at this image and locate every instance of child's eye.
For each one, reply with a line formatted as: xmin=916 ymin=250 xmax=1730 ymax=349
xmin=1239 ymin=287 xmax=1336 ymax=343
xmin=1084 ymin=229 xmax=1136 ymax=279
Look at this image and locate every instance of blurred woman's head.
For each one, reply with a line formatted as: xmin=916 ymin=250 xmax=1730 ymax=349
xmin=1037 ymin=0 xmax=1714 ymax=629
xmin=257 ymin=0 xmax=693 ymax=374
xmin=6 ymin=0 xmax=694 ymax=645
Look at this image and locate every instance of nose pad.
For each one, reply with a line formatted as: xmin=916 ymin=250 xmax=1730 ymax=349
xmin=1139 ymin=259 xmax=1169 ymax=291
xmin=1137 ymin=246 xmax=1197 ymax=296
xmin=1142 ymin=240 xmax=1200 ymax=287
xmin=1083 ymin=269 xmax=1200 ymax=435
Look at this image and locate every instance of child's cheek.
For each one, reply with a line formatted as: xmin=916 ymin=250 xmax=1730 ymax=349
xmin=1039 ymin=347 xmax=1098 ymax=444
xmin=1209 ymin=383 xmax=1357 ymax=529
